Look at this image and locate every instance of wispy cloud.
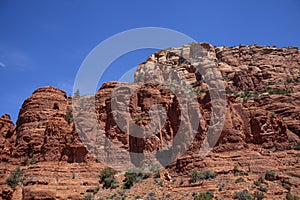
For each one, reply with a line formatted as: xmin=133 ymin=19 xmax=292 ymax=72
xmin=0 ymin=46 xmax=33 ymax=70
xmin=0 ymin=62 xmax=5 ymax=68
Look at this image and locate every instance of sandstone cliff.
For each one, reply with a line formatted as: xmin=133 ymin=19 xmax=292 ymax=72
xmin=0 ymin=43 xmax=299 ymax=199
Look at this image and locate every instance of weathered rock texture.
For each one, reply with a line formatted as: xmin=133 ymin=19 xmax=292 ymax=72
xmin=13 ymin=86 xmax=91 ymax=163
xmin=0 ymin=43 xmax=299 ymax=199
xmin=0 ymin=114 xmax=15 ymax=162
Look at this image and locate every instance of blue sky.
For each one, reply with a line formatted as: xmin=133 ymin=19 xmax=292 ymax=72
xmin=0 ymin=0 xmax=300 ymax=123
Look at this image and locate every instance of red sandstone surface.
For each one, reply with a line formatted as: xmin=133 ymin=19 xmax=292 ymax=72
xmin=0 ymin=43 xmax=299 ymax=199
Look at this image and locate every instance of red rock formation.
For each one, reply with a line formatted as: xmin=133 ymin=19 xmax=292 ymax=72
xmin=13 ymin=86 xmax=90 ymax=163
xmin=0 ymin=114 xmax=15 ymax=162
xmin=0 ymin=43 xmax=299 ymax=199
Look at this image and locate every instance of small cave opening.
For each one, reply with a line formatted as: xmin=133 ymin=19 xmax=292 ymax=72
xmin=53 ymin=103 xmax=59 ymax=110
xmin=61 ymin=147 xmax=88 ymax=163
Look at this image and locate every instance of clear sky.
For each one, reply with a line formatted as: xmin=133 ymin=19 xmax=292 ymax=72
xmin=0 ymin=0 xmax=300 ymax=123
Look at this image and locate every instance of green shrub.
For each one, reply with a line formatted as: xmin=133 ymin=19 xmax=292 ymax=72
xmin=282 ymin=183 xmax=291 ymax=191
xmin=233 ymin=189 xmax=253 ymax=200
xmin=265 ymin=170 xmax=276 ymax=180
xmin=198 ymin=170 xmax=216 ymax=180
xmin=93 ymin=186 xmax=99 ymax=194
xmin=294 ymin=141 xmax=300 ymax=150
xmin=194 ymin=88 xmax=207 ymax=95
xmin=100 ymin=167 xmax=118 ymax=189
xmin=286 ymin=192 xmax=300 ymax=200
xmin=65 ymin=108 xmax=74 ymax=123
xmin=189 ymin=170 xmax=199 ymax=183
xmin=189 ymin=170 xmax=216 ymax=183
xmin=235 ymin=177 xmax=245 ymax=183
xmin=254 ymin=180 xmax=261 ymax=187
xmin=253 ymin=191 xmax=265 ymax=200
xmin=136 ymin=115 xmax=143 ymax=122
xmin=147 ymin=191 xmax=156 ymax=200
xmin=233 ymin=166 xmax=239 ymax=176
xmin=123 ymin=168 xmax=150 ymax=189
xmin=100 ymin=167 xmax=117 ymax=182
xmin=258 ymin=177 xmax=265 ymax=184
xmin=123 ymin=172 xmax=135 ymax=189
xmin=226 ymin=87 xmax=234 ymax=95
xmin=83 ymin=193 xmax=93 ymax=200
xmin=103 ymin=176 xmax=118 ymax=189
xmin=266 ymin=87 xmax=291 ymax=95
xmin=194 ymin=191 xmax=214 ymax=200
xmin=74 ymin=89 xmax=80 ymax=98
xmin=254 ymin=176 xmax=267 ymax=187
xmin=270 ymin=112 xmax=275 ymax=118
xmin=79 ymin=99 xmax=85 ymax=110
xmin=23 ymin=157 xmax=29 ymax=166
xmin=6 ymin=167 xmax=23 ymax=189
xmin=119 ymin=189 xmax=126 ymax=200
xmin=259 ymin=185 xmax=268 ymax=193
xmin=30 ymin=156 xmax=37 ymax=165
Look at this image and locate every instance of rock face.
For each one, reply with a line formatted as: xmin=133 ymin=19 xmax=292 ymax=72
xmin=0 ymin=43 xmax=299 ymax=199
xmin=13 ymin=86 xmax=90 ymax=163
xmin=0 ymin=114 xmax=15 ymax=162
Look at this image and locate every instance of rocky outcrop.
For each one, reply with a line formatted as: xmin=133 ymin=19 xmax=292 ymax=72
xmin=13 ymin=86 xmax=91 ymax=163
xmin=0 ymin=114 xmax=15 ymax=162
xmin=0 ymin=43 xmax=299 ymax=199
xmin=7 ymin=44 xmax=298 ymax=164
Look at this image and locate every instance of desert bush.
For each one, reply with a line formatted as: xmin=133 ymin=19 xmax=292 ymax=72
xmin=190 ymin=170 xmax=216 ymax=183
xmin=147 ymin=191 xmax=156 ymax=200
xmin=65 ymin=108 xmax=74 ymax=123
xmin=233 ymin=166 xmax=239 ymax=175
xmin=123 ymin=168 xmax=150 ymax=189
xmin=6 ymin=167 xmax=23 ymax=189
xmin=286 ymin=192 xmax=300 ymax=200
xmin=194 ymin=191 xmax=214 ymax=200
xmin=74 ymin=89 xmax=80 ymax=98
xmin=100 ymin=167 xmax=118 ymax=189
xmin=103 ymin=176 xmax=118 ymax=189
xmin=30 ymin=156 xmax=37 ymax=164
xmin=259 ymin=185 xmax=268 ymax=192
xmin=100 ymin=168 xmax=117 ymax=182
xmin=136 ymin=115 xmax=143 ymax=121
xmin=194 ymin=88 xmax=207 ymax=95
xmin=23 ymin=157 xmax=29 ymax=166
xmin=198 ymin=170 xmax=216 ymax=180
xmin=83 ymin=193 xmax=93 ymax=200
xmin=233 ymin=189 xmax=253 ymax=200
xmin=235 ymin=177 xmax=245 ymax=183
xmin=226 ymin=87 xmax=234 ymax=95
xmin=189 ymin=170 xmax=199 ymax=183
xmin=253 ymin=191 xmax=265 ymax=200
xmin=93 ymin=186 xmax=99 ymax=194
xmin=265 ymin=170 xmax=276 ymax=180
xmin=282 ymin=183 xmax=291 ymax=191
xmin=294 ymin=141 xmax=300 ymax=150
xmin=266 ymin=87 xmax=291 ymax=95
xmin=258 ymin=177 xmax=265 ymax=184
